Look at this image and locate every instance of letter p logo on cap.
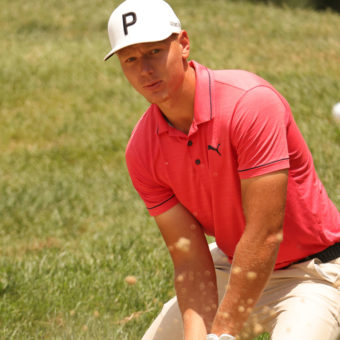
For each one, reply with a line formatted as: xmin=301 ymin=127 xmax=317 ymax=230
xmin=122 ymin=12 xmax=137 ymax=35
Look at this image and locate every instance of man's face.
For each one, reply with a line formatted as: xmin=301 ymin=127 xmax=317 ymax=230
xmin=117 ymin=33 xmax=189 ymax=105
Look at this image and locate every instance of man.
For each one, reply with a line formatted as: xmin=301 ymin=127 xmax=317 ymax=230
xmin=104 ymin=0 xmax=340 ymax=339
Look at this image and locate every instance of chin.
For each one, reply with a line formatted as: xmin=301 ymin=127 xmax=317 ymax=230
xmin=147 ymin=93 xmax=170 ymax=106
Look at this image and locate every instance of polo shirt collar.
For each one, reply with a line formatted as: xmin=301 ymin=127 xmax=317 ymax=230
xmin=191 ymin=60 xmax=215 ymax=125
xmin=156 ymin=60 xmax=215 ymax=136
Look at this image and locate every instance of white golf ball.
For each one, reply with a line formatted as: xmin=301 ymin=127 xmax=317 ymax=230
xmin=332 ymin=102 xmax=340 ymax=122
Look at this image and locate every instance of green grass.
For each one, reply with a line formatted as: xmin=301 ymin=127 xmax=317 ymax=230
xmin=0 ymin=0 xmax=339 ymax=339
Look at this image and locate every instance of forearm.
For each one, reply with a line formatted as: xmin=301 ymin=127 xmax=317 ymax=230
xmin=175 ymin=263 xmax=219 ymax=339
xmin=211 ymin=230 xmax=281 ymax=336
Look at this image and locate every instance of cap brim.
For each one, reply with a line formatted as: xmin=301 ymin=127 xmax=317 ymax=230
xmin=104 ymin=50 xmax=115 ymax=61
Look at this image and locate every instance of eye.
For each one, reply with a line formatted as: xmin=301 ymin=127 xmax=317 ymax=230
xmin=150 ymin=49 xmax=161 ymax=55
xmin=125 ymin=56 xmax=137 ymax=63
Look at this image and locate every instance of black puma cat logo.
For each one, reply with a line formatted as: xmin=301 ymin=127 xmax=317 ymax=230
xmin=208 ymin=144 xmax=222 ymax=156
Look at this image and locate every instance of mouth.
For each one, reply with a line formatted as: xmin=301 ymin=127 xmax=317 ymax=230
xmin=143 ymin=80 xmax=162 ymax=89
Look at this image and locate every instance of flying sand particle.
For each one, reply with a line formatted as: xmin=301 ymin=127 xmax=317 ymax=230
xmin=276 ymin=232 xmax=284 ymax=242
xmin=232 ymin=266 xmax=242 ymax=274
xmin=125 ymin=275 xmax=137 ymax=285
xmin=175 ymin=237 xmax=191 ymax=252
xmin=246 ymin=271 xmax=257 ymax=280
xmin=176 ymin=274 xmax=184 ymax=282
xmin=262 ymin=306 xmax=270 ymax=313
xmin=238 ymin=306 xmax=245 ymax=313
xmin=254 ymin=323 xmax=264 ymax=334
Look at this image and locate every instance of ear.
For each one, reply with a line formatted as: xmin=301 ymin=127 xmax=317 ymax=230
xmin=178 ymin=30 xmax=190 ymax=59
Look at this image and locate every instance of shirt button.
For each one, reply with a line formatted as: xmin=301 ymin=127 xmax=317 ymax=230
xmin=195 ymin=159 xmax=201 ymax=165
xmin=187 ymin=140 xmax=193 ymax=146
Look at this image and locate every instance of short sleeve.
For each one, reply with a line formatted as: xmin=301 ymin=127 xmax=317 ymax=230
xmin=125 ymin=142 xmax=178 ymax=216
xmin=230 ymin=86 xmax=290 ymax=179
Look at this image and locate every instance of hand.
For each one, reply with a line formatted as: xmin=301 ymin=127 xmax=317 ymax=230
xmin=206 ymin=334 xmax=236 ymax=340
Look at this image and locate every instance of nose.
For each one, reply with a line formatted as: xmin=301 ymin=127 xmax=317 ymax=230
xmin=140 ymin=56 xmax=153 ymax=76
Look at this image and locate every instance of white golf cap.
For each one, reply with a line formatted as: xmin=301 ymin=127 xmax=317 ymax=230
xmin=104 ymin=0 xmax=181 ymax=61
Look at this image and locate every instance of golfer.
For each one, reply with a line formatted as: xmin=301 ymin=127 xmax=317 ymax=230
xmin=104 ymin=0 xmax=340 ymax=339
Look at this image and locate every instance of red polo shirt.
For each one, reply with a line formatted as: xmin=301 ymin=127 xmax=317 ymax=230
xmin=125 ymin=61 xmax=340 ymax=269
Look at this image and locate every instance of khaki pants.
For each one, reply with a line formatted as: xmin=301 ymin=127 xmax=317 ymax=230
xmin=142 ymin=243 xmax=340 ymax=340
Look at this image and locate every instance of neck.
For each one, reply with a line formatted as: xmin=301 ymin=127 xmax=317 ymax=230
xmin=158 ymin=64 xmax=196 ymax=135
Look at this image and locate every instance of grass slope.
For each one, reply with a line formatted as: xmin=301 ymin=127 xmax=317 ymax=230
xmin=0 ymin=0 xmax=339 ymax=338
